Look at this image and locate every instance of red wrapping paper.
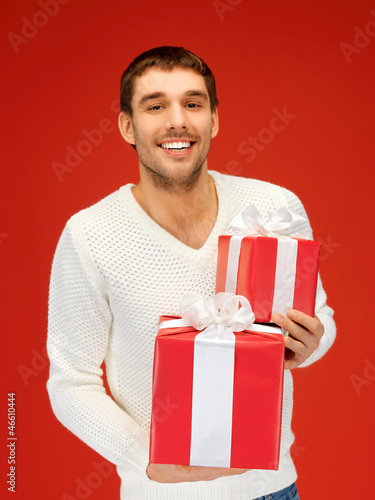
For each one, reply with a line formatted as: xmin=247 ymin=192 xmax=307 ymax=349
xmin=149 ymin=315 xmax=284 ymax=470
xmin=216 ymin=235 xmax=321 ymax=323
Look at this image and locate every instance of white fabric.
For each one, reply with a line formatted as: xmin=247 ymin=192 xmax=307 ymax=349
xmin=159 ymin=296 xmax=279 ymax=469
xmin=46 ymin=170 xmax=336 ymax=499
xmin=180 ymin=292 xmax=255 ymax=332
xmin=170 ymin=293 xmax=253 ymax=466
xmin=225 ymin=235 xmax=245 ymax=294
xmin=190 ymin=323 xmax=236 ymax=467
xmin=246 ymin=323 xmax=283 ymax=335
xmin=230 ymin=204 xmax=308 ymax=238
xmin=272 ymin=238 xmax=298 ymax=316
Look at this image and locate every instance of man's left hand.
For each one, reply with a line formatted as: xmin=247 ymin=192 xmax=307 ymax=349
xmin=271 ymin=310 xmax=324 ymax=369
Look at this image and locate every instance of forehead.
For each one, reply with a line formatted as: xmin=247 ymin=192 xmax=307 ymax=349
xmin=132 ymin=67 xmax=208 ymax=103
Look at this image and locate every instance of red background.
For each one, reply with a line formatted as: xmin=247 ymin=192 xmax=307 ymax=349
xmin=1 ymin=0 xmax=374 ymax=498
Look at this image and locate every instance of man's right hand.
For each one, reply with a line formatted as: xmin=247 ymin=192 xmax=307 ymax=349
xmin=146 ymin=463 xmax=250 ymax=483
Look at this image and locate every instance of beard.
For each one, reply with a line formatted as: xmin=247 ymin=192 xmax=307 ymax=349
xmin=132 ymin=126 xmax=212 ymax=194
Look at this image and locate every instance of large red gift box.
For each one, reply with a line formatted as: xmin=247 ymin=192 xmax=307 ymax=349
xmin=149 ymin=315 xmax=284 ymax=470
xmin=216 ymin=235 xmax=321 ymax=323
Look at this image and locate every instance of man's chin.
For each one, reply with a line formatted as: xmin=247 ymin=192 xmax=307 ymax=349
xmin=145 ymin=163 xmax=204 ymax=193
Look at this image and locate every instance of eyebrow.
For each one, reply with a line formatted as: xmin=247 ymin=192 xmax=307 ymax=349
xmin=138 ymin=90 xmax=209 ymax=106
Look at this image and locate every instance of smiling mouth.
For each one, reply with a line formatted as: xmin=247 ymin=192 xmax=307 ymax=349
xmin=158 ymin=141 xmax=195 ymax=152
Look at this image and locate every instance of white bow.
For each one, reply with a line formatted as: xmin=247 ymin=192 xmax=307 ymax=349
xmin=230 ymin=204 xmax=307 ymax=238
xmin=180 ymin=292 xmax=255 ymax=333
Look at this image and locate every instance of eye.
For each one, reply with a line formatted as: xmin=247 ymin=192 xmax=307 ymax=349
xmin=148 ymin=105 xmax=164 ymax=111
xmin=185 ymin=103 xmax=200 ymax=108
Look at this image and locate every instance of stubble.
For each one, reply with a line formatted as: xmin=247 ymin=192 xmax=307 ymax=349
xmin=133 ymin=126 xmax=212 ymax=195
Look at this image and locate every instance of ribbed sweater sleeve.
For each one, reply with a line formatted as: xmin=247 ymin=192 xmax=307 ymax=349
xmin=46 ymin=217 xmax=150 ymax=476
xmin=281 ymin=187 xmax=336 ymax=368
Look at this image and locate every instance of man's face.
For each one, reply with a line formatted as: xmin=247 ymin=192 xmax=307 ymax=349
xmin=119 ymin=67 xmax=219 ymax=192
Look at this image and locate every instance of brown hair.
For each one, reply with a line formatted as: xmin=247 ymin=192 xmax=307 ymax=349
xmin=120 ymin=46 xmax=219 ymax=116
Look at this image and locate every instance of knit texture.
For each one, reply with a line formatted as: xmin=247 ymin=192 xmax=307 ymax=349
xmin=47 ymin=170 xmax=336 ymax=499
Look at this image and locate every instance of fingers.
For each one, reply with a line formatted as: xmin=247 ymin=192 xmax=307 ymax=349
xmin=287 ymin=310 xmax=324 ymax=337
xmin=147 ymin=463 xmax=250 ymax=483
xmin=188 ymin=466 xmax=249 ymax=481
xmin=284 ymin=348 xmax=300 ymax=370
xmin=272 ymin=311 xmax=323 ymax=348
xmin=272 ymin=310 xmax=325 ymax=369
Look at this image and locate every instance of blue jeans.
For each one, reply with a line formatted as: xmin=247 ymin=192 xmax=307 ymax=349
xmin=254 ymin=482 xmax=300 ymax=500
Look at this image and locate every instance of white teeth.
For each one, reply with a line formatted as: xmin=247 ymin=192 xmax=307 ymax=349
xmin=161 ymin=141 xmax=191 ymax=150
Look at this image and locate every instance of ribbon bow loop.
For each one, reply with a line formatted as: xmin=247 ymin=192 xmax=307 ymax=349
xmin=230 ymin=204 xmax=307 ymax=238
xmin=180 ymin=292 xmax=255 ymax=333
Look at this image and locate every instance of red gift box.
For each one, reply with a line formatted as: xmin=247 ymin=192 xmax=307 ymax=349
xmin=216 ymin=235 xmax=321 ymax=323
xmin=150 ymin=315 xmax=284 ymax=470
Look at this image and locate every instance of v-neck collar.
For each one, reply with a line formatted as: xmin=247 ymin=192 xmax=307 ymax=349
xmin=118 ymin=171 xmax=231 ymax=268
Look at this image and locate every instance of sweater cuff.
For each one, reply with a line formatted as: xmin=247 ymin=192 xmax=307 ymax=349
xmin=297 ymin=311 xmax=336 ymax=368
xmin=119 ymin=437 xmax=150 ymax=478
xmin=297 ymin=333 xmax=327 ymax=368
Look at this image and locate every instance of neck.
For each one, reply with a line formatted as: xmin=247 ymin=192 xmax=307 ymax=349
xmin=131 ymin=167 xmax=218 ymax=249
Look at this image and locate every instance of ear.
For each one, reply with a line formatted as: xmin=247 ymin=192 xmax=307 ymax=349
xmin=118 ymin=111 xmax=135 ymax=145
xmin=210 ymin=107 xmax=219 ymax=139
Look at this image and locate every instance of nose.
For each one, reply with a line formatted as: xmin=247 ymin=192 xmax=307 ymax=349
xmin=165 ymin=103 xmax=188 ymax=130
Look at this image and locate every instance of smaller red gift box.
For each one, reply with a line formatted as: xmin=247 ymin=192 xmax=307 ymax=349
xmin=149 ymin=305 xmax=284 ymax=470
xmin=216 ymin=235 xmax=321 ymax=323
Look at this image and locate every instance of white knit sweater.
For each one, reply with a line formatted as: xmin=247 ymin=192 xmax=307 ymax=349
xmin=47 ymin=170 xmax=335 ymax=500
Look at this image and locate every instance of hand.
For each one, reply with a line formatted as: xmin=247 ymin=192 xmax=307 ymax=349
xmin=146 ymin=463 xmax=249 ymax=483
xmin=272 ymin=309 xmax=324 ymax=369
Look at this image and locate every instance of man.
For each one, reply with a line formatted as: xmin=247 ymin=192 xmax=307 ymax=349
xmin=47 ymin=46 xmax=335 ymax=500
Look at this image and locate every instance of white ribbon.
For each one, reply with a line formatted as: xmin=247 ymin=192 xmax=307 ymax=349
xmin=272 ymin=238 xmax=298 ymax=315
xmin=224 ymin=236 xmax=246 ymax=295
xmin=160 ymin=293 xmax=255 ymax=467
xmin=180 ymin=292 xmax=255 ymax=333
xmin=230 ymin=204 xmax=307 ymax=239
xmin=225 ymin=205 xmax=306 ymax=315
xmin=157 ymin=294 xmax=285 ymax=466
